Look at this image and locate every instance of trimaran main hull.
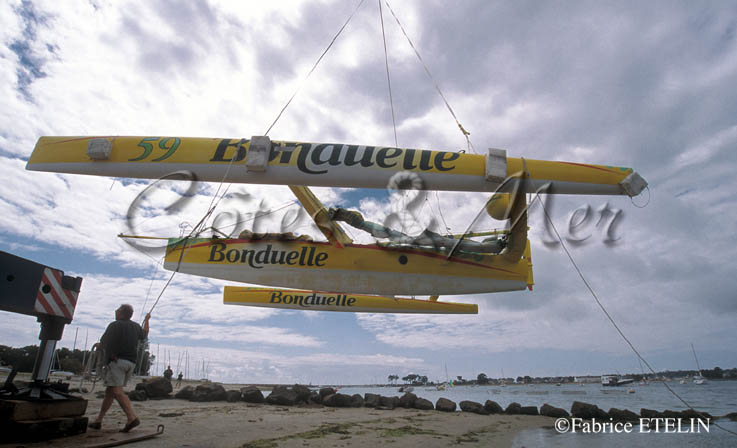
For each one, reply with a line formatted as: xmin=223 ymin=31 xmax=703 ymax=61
xmin=164 ymin=238 xmax=530 ymax=296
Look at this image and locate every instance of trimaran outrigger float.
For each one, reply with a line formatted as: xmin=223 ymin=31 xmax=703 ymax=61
xmin=26 ymin=135 xmax=647 ymax=314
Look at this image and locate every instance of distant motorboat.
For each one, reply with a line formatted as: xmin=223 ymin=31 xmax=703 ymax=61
xmin=398 ymin=386 xmax=414 ymax=393
xmin=601 ymin=375 xmax=635 ymax=387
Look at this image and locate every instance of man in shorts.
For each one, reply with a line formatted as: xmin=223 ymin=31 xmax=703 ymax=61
xmin=88 ymin=304 xmax=150 ymax=432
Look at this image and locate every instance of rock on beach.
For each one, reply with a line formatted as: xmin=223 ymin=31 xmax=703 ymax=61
xmin=174 ymin=385 xmax=195 ymax=400
xmin=379 ymin=395 xmax=400 ymax=410
xmin=413 ymin=397 xmax=434 ymax=410
xmin=571 ymin=401 xmax=608 ymax=419
xmin=399 ymin=392 xmax=417 ymax=409
xmin=364 ymin=393 xmax=380 ymax=408
xmin=435 ymin=397 xmax=456 ymax=412
xmin=137 ymin=377 xmax=172 ymax=398
xmin=191 ymin=383 xmax=227 ymax=402
xmin=505 ymin=402 xmax=522 ymax=414
xmin=322 ymin=393 xmax=353 ymax=408
xmin=241 ymin=386 xmax=265 ymax=403
xmin=226 ymin=390 xmax=242 ymax=402
xmin=459 ymin=400 xmax=488 ymax=415
xmin=484 ymin=400 xmax=504 ymax=414
xmin=540 ymin=403 xmax=569 ymax=418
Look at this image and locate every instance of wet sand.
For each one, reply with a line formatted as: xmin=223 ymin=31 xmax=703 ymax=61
xmin=5 ymin=381 xmax=555 ymax=448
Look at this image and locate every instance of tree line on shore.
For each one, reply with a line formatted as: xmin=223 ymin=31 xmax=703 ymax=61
xmin=387 ymin=367 xmax=737 ymax=385
xmin=3 ymin=344 xmax=734 ymax=383
xmin=0 ymin=344 xmax=153 ymax=376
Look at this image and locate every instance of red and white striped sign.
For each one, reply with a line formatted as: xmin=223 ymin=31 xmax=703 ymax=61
xmin=34 ymin=268 xmax=78 ymax=319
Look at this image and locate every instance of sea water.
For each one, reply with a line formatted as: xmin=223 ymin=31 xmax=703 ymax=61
xmin=335 ymin=381 xmax=737 ymax=447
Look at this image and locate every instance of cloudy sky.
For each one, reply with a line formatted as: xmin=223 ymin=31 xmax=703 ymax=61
xmin=1 ymin=0 xmax=736 ymax=384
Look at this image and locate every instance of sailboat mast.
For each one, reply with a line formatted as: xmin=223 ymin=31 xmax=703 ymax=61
xmin=81 ymin=328 xmax=89 ymax=367
xmin=691 ymin=343 xmax=703 ymax=374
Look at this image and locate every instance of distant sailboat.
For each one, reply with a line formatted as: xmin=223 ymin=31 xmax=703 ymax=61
xmin=637 ymin=357 xmax=649 ymax=385
xmin=436 ymin=363 xmax=450 ymax=390
xmin=691 ymin=343 xmax=707 ymax=385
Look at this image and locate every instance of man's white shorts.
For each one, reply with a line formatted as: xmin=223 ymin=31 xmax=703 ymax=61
xmin=102 ymin=359 xmax=136 ymax=387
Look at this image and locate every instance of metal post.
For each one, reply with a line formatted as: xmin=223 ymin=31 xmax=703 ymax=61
xmin=30 ymin=316 xmax=66 ymax=382
xmin=81 ymin=328 xmax=89 ymax=367
xmin=31 ymin=339 xmax=57 ymax=382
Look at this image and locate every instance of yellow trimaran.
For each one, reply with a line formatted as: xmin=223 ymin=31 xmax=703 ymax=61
xmin=26 ymin=135 xmax=647 ymax=314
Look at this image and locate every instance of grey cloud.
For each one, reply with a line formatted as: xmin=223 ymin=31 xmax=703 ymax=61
xmin=153 ymin=0 xmax=218 ymax=33
xmin=118 ymin=15 xmax=197 ymax=77
xmin=110 ymin=0 xmax=230 ymax=80
xmin=251 ymin=1 xmax=445 ymax=136
xmin=251 ymin=1 xmax=372 ymax=91
xmin=406 ymin=1 xmax=737 ymax=168
xmin=257 ymin=0 xmax=737 ymax=161
xmin=357 ymin=313 xmax=516 ymax=350
xmin=8 ymin=0 xmax=53 ymax=101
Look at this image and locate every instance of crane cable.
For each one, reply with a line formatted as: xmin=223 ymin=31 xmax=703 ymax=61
xmin=146 ymin=0 xmax=475 ymax=314
xmin=379 ymin=0 xmax=398 ymax=148
xmin=139 ymin=260 xmax=160 ymax=317
xmin=379 ymin=2 xmax=444 ymax=234
xmin=535 ymin=193 xmax=736 ymax=437
xmin=384 ymin=0 xmax=484 ymax=233
xmin=383 ymin=0 xmax=476 ymax=155
xmin=263 ymin=0 xmax=368 ymax=137
xmin=141 ymin=1 xmax=368 ymax=316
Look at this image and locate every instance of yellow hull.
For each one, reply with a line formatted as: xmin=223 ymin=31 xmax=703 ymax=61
xmin=27 ymin=136 xmax=645 ymax=195
xmin=165 ymin=238 xmax=531 ymax=296
xmin=223 ymin=287 xmax=478 ymax=314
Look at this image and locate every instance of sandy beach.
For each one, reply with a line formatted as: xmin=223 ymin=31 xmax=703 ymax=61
xmin=4 ymin=381 xmax=555 ymax=448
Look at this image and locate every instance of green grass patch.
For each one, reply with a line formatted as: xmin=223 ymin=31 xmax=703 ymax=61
xmin=455 ymin=430 xmax=480 ymax=443
xmin=240 ymin=423 xmax=356 ymax=447
xmin=382 ymin=425 xmax=441 ymax=438
xmin=240 ymin=441 xmax=278 ymax=448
